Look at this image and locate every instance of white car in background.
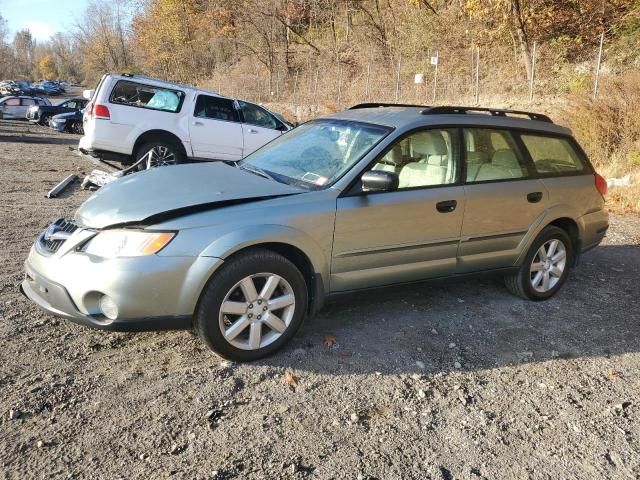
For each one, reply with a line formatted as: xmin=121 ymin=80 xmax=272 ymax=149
xmin=0 ymin=96 xmax=50 ymax=119
xmin=79 ymin=73 xmax=293 ymax=168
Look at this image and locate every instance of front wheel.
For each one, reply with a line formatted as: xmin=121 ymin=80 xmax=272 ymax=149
xmin=135 ymin=141 xmax=185 ymax=170
xmin=504 ymin=226 xmax=574 ymax=301
xmin=195 ymin=249 xmax=308 ymax=361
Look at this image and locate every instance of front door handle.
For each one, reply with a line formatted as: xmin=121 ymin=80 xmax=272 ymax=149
xmin=527 ymin=192 xmax=543 ymax=203
xmin=247 ymin=128 xmax=259 ymax=134
xmin=193 ymin=121 xmax=204 ymax=126
xmin=436 ymin=200 xmax=457 ymax=213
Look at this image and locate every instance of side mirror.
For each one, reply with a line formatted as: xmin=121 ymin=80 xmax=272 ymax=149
xmin=361 ymin=170 xmax=399 ymax=193
xmin=82 ymin=89 xmax=94 ymax=100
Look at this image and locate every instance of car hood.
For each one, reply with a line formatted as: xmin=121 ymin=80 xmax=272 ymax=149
xmin=75 ymin=162 xmax=304 ymax=229
xmin=52 ymin=111 xmax=80 ymax=120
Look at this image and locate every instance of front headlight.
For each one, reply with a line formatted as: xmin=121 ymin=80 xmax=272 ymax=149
xmin=83 ymin=230 xmax=176 ymax=258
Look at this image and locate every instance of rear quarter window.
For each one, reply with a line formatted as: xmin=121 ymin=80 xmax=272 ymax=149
xmin=520 ymin=134 xmax=586 ymax=174
xmin=109 ymin=80 xmax=185 ymax=113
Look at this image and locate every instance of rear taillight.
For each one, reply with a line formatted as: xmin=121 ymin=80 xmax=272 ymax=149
xmin=594 ymin=172 xmax=608 ymax=197
xmin=94 ymin=104 xmax=110 ymax=119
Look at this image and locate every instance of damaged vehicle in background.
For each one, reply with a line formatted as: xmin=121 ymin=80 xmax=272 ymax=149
xmin=79 ymin=73 xmax=292 ymax=168
xmin=21 ymin=104 xmax=609 ymax=361
xmin=49 ymin=110 xmax=84 ymax=134
xmin=0 ymin=95 xmax=50 ymax=119
xmin=27 ymin=97 xmax=88 ymax=125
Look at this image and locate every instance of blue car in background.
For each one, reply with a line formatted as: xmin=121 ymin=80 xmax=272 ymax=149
xmin=49 ymin=110 xmax=84 ymax=134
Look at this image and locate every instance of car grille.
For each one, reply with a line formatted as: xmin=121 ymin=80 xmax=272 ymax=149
xmin=39 ymin=218 xmax=79 ymax=254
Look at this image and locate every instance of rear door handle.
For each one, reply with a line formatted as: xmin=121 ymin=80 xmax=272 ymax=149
xmin=193 ymin=121 xmax=204 ymax=126
xmin=247 ymin=128 xmax=258 ymax=134
xmin=527 ymin=192 xmax=543 ymax=203
xmin=436 ymin=200 xmax=457 ymax=213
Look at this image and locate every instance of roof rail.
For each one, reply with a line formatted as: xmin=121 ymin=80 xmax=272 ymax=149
xmin=350 ymin=102 xmax=431 ymax=110
xmin=421 ymin=106 xmax=553 ymax=123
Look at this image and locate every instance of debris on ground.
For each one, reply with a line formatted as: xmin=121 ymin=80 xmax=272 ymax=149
xmin=45 ymin=174 xmax=77 ymax=198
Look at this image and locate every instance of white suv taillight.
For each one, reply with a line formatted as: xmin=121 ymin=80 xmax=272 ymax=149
xmin=94 ymin=104 xmax=110 ymax=120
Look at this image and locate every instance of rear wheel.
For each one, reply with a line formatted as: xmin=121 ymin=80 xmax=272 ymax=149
xmin=70 ymin=121 xmax=83 ymax=135
xmin=135 ymin=140 xmax=185 ymax=170
xmin=505 ymin=226 xmax=574 ymax=301
xmin=195 ymin=249 xmax=308 ymax=361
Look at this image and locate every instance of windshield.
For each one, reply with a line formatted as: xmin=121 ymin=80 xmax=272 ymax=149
xmin=240 ymin=119 xmax=390 ymax=189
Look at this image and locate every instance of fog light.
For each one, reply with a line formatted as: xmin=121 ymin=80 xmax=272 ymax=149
xmin=99 ymin=295 xmax=119 ymax=320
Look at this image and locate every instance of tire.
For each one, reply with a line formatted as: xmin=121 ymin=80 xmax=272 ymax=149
xmin=70 ymin=121 xmax=83 ymax=135
xmin=505 ymin=226 xmax=574 ymax=301
xmin=195 ymin=249 xmax=309 ymax=361
xmin=134 ymin=140 xmax=185 ymax=170
xmin=38 ymin=114 xmax=49 ymax=126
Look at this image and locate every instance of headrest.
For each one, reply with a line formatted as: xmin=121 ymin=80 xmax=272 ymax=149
xmin=412 ymin=132 xmax=447 ymax=157
xmin=491 ymin=149 xmax=520 ymax=168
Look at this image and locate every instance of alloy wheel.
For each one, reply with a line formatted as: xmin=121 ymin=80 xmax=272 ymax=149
xmin=144 ymin=145 xmax=176 ymax=169
xmin=529 ymin=239 xmax=567 ymax=293
xmin=218 ymin=273 xmax=296 ymax=350
xmin=71 ymin=121 xmax=83 ymax=135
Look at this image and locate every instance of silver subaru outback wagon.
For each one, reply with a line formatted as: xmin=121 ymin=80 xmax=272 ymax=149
xmin=21 ymin=104 xmax=609 ymax=361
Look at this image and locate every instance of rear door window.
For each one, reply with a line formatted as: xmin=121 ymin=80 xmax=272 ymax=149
xmin=464 ymin=128 xmax=530 ymax=182
xmin=520 ymin=134 xmax=586 ymax=174
xmin=21 ymin=98 xmax=36 ymax=106
xmin=109 ymin=80 xmax=184 ymax=113
xmin=194 ymin=95 xmax=239 ymax=122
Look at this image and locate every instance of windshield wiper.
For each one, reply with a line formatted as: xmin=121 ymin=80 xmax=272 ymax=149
xmin=239 ymin=163 xmax=275 ymax=181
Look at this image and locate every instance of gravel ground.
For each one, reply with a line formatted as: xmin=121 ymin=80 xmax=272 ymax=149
xmin=1 ymin=117 xmax=639 ymax=480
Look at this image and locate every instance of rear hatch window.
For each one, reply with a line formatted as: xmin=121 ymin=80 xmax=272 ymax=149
xmin=520 ymin=135 xmax=587 ymax=174
xmin=109 ymin=80 xmax=185 ymax=113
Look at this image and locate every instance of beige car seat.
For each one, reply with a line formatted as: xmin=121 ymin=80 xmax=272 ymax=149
xmin=399 ymin=132 xmax=449 ymax=188
xmin=372 ymin=144 xmax=403 ymax=174
xmin=465 ymin=151 xmax=489 ymax=181
xmin=474 ymin=149 xmax=526 ymax=181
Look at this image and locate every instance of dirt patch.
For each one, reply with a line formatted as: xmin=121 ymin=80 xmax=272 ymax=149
xmin=0 ymin=118 xmax=639 ymax=479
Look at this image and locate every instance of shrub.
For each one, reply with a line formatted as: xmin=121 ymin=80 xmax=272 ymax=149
xmin=561 ymin=72 xmax=640 ymax=213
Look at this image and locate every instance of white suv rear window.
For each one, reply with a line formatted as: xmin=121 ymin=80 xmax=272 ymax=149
xmin=109 ymin=80 xmax=184 ymax=113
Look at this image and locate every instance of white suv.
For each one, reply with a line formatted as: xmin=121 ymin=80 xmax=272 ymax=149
xmin=79 ymin=73 xmax=292 ymax=167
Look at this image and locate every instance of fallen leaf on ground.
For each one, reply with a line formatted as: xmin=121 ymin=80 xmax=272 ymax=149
xmin=284 ymin=370 xmax=299 ymax=390
xmin=608 ymin=368 xmax=623 ymax=379
xmin=321 ymin=335 xmax=337 ymax=346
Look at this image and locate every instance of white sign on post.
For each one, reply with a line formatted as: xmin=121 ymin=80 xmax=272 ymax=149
xmin=414 ymin=73 xmax=424 ymax=84
xmin=430 ymin=56 xmax=439 ymax=66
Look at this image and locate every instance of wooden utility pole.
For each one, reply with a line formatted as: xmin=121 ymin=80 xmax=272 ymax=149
xmin=474 ymin=47 xmax=480 ymax=104
xmin=395 ymin=55 xmax=402 ymax=102
xmin=593 ymin=32 xmax=605 ymax=99
xmin=432 ymin=51 xmax=439 ymax=103
xmin=528 ymin=41 xmax=537 ymax=102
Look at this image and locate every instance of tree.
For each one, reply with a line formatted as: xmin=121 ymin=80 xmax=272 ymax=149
xmin=38 ymin=55 xmax=57 ymax=79
xmin=465 ymin=0 xmax=631 ymax=80
xmin=132 ymin=0 xmax=221 ymax=82
xmin=13 ymin=29 xmax=34 ymax=78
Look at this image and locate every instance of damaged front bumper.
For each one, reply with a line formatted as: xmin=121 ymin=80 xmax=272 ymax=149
xmin=20 ymin=264 xmax=191 ymax=331
xmin=20 ymin=224 xmax=224 ymax=332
